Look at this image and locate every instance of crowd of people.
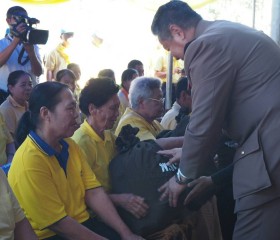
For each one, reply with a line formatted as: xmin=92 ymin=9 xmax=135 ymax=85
xmin=1 ymin=1 xmax=280 ymax=240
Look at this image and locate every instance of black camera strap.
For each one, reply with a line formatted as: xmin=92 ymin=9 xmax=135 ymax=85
xmin=18 ymin=47 xmax=29 ymax=66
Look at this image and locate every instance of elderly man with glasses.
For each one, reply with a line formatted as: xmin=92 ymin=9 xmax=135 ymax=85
xmin=115 ymin=77 xmax=165 ymax=141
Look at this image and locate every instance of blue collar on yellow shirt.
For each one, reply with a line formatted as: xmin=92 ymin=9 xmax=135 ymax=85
xmin=29 ymin=131 xmax=69 ymax=175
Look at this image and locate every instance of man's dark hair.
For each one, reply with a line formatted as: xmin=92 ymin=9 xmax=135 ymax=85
xmin=151 ymin=0 xmax=202 ymax=40
xmin=127 ymin=60 xmax=143 ymax=69
xmin=176 ymin=76 xmax=189 ymax=99
xmin=79 ymin=78 xmax=119 ymax=116
xmin=7 ymin=6 xmax=27 ymax=18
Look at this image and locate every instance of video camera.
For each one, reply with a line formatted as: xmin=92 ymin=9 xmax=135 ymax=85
xmin=11 ymin=14 xmax=49 ymax=45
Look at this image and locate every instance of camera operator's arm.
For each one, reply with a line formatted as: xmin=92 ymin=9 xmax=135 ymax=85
xmin=0 ymin=37 xmax=20 ymax=67
xmin=0 ymin=21 xmax=25 ymax=67
xmin=23 ymin=43 xmax=43 ymax=77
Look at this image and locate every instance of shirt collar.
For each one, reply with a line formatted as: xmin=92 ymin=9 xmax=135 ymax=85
xmin=83 ymin=120 xmax=112 ymax=143
xmin=184 ymin=39 xmax=196 ymax=54
xmin=29 ymin=130 xmax=69 ymax=157
xmin=8 ymin=95 xmax=28 ymax=109
xmin=29 ymin=131 xmax=69 ymax=175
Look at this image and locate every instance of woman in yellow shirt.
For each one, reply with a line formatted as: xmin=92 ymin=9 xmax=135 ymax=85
xmin=0 ymin=70 xmax=32 ymax=140
xmin=8 ymin=81 xmax=143 ymax=240
xmin=72 ymin=78 xmax=149 ymax=219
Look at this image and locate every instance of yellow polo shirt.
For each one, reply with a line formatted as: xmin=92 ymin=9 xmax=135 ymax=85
xmin=72 ymin=120 xmax=116 ymax=192
xmin=115 ymin=108 xmax=164 ymax=141
xmin=0 ymin=95 xmax=27 ymax=139
xmin=0 ymin=169 xmax=25 ymax=239
xmin=0 ymin=113 xmax=13 ymax=165
xmin=8 ymin=133 xmax=101 ymax=239
xmin=154 ymin=52 xmax=184 ymax=83
xmin=45 ymin=44 xmax=69 ymax=80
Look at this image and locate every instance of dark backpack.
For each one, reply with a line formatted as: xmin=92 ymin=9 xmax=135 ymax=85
xmin=109 ymin=125 xmax=214 ymax=236
xmin=109 ymin=139 xmax=183 ymax=236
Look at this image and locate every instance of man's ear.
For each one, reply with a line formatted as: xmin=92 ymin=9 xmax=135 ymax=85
xmin=169 ymin=24 xmax=185 ymax=40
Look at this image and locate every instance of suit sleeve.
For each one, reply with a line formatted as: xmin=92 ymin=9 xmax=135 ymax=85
xmin=180 ymin=38 xmax=237 ymax=178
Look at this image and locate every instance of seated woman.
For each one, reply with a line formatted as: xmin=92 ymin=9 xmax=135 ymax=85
xmin=0 ymin=70 xmax=32 ymax=139
xmin=118 ymin=68 xmax=138 ymax=113
xmin=56 ymin=69 xmax=77 ymax=98
xmin=8 ymin=82 xmax=143 ymax=240
xmin=115 ymin=77 xmax=165 ymax=141
xmin=112 ymin=68 xmax=138 ymax=133
xmin=0 ymin=112 xmax=15 ymax=166
xmin=72 ymin=78 xmax=149 ymax=219
xmin=67 ymin=63 xmax=82 ymax=96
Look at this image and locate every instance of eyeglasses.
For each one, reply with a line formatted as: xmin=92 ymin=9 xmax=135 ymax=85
xmin=147 ymin=97 xmax=165 ymax=103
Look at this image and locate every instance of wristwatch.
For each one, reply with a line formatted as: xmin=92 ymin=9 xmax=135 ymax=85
xmin=175 ymin=169 xmax=192 ymax=185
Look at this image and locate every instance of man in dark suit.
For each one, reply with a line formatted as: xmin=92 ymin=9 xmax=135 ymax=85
xmin=151 ymin=1 xmax=280 ymax=239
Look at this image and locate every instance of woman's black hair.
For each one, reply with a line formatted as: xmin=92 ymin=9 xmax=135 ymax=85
xmin=121 ymin=68 xmax=138 ymax=88
xmin=79 ymin=78 xmax=119 ymax=116
xmin=7 ymin=70 xmax=31 ymax=95
xmin=16 ymin=82 xmax=68 ymax=146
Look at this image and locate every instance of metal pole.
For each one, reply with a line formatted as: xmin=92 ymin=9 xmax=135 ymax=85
xmin=271 ymin=0 xmax=280 ymax=45
xmin=165 ymin=52 xmax=173 ymax=110
xmin=252 ymin=0 xmax=256 ymax=28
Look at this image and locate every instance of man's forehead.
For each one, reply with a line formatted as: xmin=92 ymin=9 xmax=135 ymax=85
xmin=10 ymin=11 xmax=28 ymax=18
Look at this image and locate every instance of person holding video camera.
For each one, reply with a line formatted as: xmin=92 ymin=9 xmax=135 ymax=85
xmin=0 ymin=6 xmax=43 ymax=95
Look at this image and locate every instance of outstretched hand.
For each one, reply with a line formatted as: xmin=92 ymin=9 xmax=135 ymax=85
xmin=157 ymin=148 xmax=182 ymax=165
xmin=158 ymin=176 xmax=187 ymax=207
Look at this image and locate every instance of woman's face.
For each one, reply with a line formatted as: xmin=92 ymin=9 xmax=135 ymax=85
xmin=124 ymin=73 xmax=138 ymax=92
xmin=48 ymin=88 xmax=79 ymax=138
xmin=59 ymin=74 xmax=76 ymax=92
xmin=94 ymin=94 xmax=120 ymax=131
xmin=9 ymin=74 xmax=32 ymax=103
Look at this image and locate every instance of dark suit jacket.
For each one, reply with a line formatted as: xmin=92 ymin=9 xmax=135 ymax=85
xmin=180 ymin=20 xmax=280 ymax=212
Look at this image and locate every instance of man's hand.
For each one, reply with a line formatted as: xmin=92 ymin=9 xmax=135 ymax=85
xmin=11 ymin=22 xmax=27 ymax=39
xmin=184 ymin=176 xmax=213 ymax=205
xmin=158 ymin=176 xmax=187 ymax=207
xmin=116 ymin=193 xmax=149 ymax=219
xmin=157 ymin=148 xmax=182 ymax=165
xmin=173 ymin=67 xmax=182 ymax=74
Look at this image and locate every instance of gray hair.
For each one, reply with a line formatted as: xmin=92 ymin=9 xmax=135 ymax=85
xmin=129 ymin=77 xmax=161 ymax=109
xmin=151 ymin=0 xmax=202 ymax=40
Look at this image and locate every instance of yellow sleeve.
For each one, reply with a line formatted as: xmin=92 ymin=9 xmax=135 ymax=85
xmin=0 ymin=107 xmax=17 ymax=138
xmin=0 ymin=169 xmax=25 ymax=224
xmin=0 ymin=112 xmax=13 ymax=143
